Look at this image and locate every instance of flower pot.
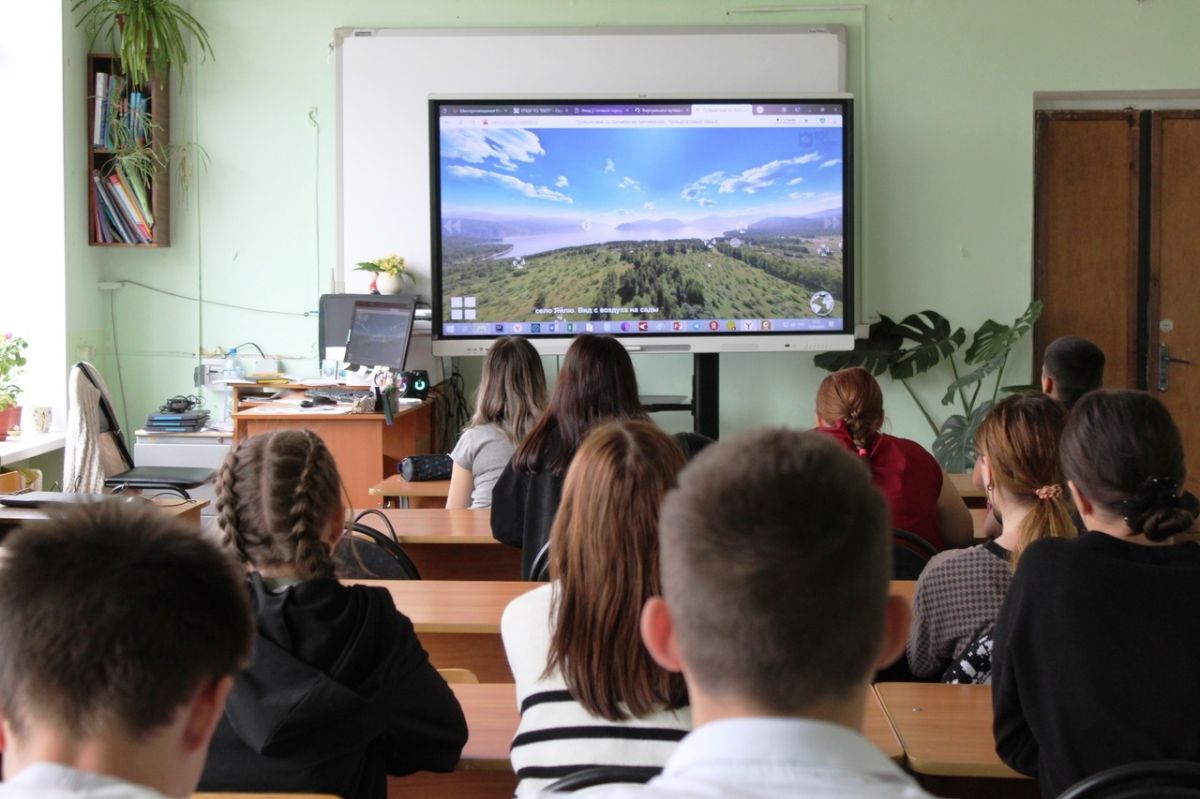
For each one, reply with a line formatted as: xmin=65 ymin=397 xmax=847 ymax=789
xmin=375 ymin=273 xmax=406 ymax=294
xmin=0 ymin=405 xmax=21 ymax=441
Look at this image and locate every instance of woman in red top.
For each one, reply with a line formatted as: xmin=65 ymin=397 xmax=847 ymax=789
xmin=814 ymin=367 xmax=973 ymax=551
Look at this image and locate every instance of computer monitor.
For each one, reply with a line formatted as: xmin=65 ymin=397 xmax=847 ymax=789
xmin=318 ymin=293 xmax=419 ymax=360
xmin=429 ymin=95 xmax=854 ymax=356
xmin=344 ymin=299 xmax=416 ymax=371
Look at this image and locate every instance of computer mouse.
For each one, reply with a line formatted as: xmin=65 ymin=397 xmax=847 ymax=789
xmin=300 ymin=399 xmax=314 ymax=408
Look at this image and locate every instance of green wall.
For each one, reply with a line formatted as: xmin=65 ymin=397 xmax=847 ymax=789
xmin=70 ymin=0 xmax=1200 ymax=449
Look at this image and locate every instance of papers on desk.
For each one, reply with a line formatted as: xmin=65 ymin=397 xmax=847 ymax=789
xmin=238 ymin=403 xmax=351 ymax=415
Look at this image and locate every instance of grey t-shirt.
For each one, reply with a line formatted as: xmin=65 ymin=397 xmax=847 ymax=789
xmin=450 ymin=423 xmax=516 ymax=509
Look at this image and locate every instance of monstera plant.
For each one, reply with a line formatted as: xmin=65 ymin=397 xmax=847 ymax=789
xmin=814 ymin=300 xmax=1043 ymax=473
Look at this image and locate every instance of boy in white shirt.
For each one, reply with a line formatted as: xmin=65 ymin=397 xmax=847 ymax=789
xmin=0 ymin=501 xmax=254 ymax=799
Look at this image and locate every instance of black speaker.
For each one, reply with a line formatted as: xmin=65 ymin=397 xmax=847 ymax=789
xmin=400 ymin=370 xmax=429 ymax=400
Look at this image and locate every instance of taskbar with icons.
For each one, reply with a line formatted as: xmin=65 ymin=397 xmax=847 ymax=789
xmin=442 ymin=318 xmax=844 ymax=336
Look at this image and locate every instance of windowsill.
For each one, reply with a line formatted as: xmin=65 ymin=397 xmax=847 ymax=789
xmin=0 ymin=432 xmax=66 ymax=467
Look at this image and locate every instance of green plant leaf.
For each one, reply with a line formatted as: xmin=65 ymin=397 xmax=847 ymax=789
xmin=813 ymin=316 xmax=904 ymax=375
xmin=963 ymin=299 xmax=1044 ymax=365
xmin=887 ymin=311 xmax=966 ymax=381
xmin=932 ymin=401 xmax=993 ymax=473
xmin=942 ymin=353 xmax=1006 ymax=405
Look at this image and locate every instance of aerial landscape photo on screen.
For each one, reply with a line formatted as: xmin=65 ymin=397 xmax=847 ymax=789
xmin=437 ymin=112 xmax=846 ymax=326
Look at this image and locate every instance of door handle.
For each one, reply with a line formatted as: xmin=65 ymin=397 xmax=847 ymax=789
xmin=1158 ymin=343 xmax=1194 ymax=392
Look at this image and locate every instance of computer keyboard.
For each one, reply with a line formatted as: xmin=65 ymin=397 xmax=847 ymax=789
xmin=304 ymin=388 xmax=374 ymax=404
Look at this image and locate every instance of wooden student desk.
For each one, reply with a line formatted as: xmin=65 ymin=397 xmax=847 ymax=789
xmin=345 ymin=579 xmax=534 ymax=682
xmin=350 ymin=509 xmax=521 ymax=581
xmin=233 ymin=389 xmax=431 ymax=508
xmin=874 ymin=683 xmax=1029 ymax=784
xmin=370 ymin=475 xmax=451 ymax=509
xmin=0 ymin=496 xmax=208 ymax=535
xmin=949 ymin=472 xmax=988 ymax=509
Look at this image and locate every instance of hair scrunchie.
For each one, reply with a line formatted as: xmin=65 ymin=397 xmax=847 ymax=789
xmin=1035 ymin=484 xmax=1063 ymax=501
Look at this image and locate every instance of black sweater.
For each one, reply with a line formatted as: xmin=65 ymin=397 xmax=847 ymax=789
xmin=491 ymin=438 xmax=565 ymax=580
xmin=199 ymin=574 xmax=467 ymax=799
xmin=992 ymin=532 xmax=1200 ymax=798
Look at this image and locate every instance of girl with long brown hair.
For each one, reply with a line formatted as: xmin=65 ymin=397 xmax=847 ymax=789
xmin=906 ymin=393 xmax=1074 ymax=682
xmin=491 ymin=334 xmax=647 ymax=578
xmin=814 ymin=366 xmax=973 ymax=551
xmin=993 ymin=391 xmax=1200 ymax=797
xmin=446 ymin=336 xmax=547 ymax=509
xmin=501 ymin=420 xmax=690 ymax=796
xmin=199 ymin=429 xmax=466 ymax=799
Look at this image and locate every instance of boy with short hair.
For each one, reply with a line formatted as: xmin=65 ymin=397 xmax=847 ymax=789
xmin=0 ymin=501 xmax=254 ymax=799
xmin=560 ymin=429 xmax=932 ymax=798
xmin=1041 ymin=335 xmax=1106 ymax=409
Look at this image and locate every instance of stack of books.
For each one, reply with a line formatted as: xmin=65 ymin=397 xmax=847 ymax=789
xmin=143 ymin=410 xmax=210 ymax=433
xmin=92 ymin=165 xmax=156 ymax=245
xmin=92 ymin=72 xmax=148 ymax=150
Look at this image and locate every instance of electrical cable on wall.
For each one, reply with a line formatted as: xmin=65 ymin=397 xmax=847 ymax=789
xmin=309 ymin=106 xmax=322 ymax=297
xmin=108 ymin=291 xmax=132 ymax=445
xmin=115 ymin=280 xmax=309 ymax=318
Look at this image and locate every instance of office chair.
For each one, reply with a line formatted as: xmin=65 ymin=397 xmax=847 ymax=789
xmin=543 ymin=766 xmax=662 ymax=793
xmin=64 ymin=362 xmax=213 ymax=498
xmin=1057 ymin=761 xmax=1200 ymax=799
xmin=893 ymin=528 xmax=940 ymax=581
xmin=333 ymin=509 xmax=421 ymax=580
xmin=528 ymin=540 xmax=551 ymax=582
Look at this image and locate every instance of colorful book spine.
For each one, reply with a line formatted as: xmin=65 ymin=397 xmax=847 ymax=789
xmin=107 ymin=173 xmax=152 ymax=243
xmin=120 ymin=164 xmax=154 ymax=228
xmin=92 ymin=171 xmax=135 ymax=244
xmin=92 ymin=71 xmax=108 ymax=147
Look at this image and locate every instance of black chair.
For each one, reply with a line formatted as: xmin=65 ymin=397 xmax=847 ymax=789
xmin=333 ymin=509 xmax=421 ymax=580
xmin=68 ymin=362 xmax=213 ymax=498
xmin=1057 ymin=761 xmax=1200 ymax=799
xmin=543 ymin=766 xmax=662 ymax=793
xmin=893 ymin=528 xmax=939 ymax=581
xmin=528 ymin=540 xmax=551 ymax=582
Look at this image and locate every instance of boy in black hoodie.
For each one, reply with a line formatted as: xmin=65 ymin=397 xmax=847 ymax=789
xmin=198 ymin=430 xmax=467 ymax=799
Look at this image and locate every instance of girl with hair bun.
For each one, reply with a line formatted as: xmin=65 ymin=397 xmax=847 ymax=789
xmin=200 ymin=429 xmax=467 ymax=799
xmin=992 ymin=390 xmax=1200 ymax=798
xmin=907 ymin=393 xmax=1074 ymax=683
xmin=814 ymin=367 xmax=973 ymax=551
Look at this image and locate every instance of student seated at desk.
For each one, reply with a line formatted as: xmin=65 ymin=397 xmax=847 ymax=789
xmin=502 ymin=420 xmax=690 ymax=796
xmin=993 ymin=391 xmax=1200 ymax=798
xmin=198 ymin=429 xmax=467 ymax=799
xmin=568 ymin=430 xmax=932 ymax=799
xmin=0 ymin=502 xmax=254 ymax=799
xmin=447 ymin=335 xmax=546 ymax=510
xmin=813 ymin=367 xmax=973 ymax=553
xmin=492 ymin=334 xmax=648 ymax=579
xmin=907 ymin=393 xmax=1074 ymax=683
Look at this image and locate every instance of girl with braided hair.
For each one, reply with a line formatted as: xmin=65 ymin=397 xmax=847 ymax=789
xmin=199 ymin=429 xmax=467 ymax=799
xmin=813 ymin=367 xmax=973 ymax=552
xmin=993 ymin=390 xmax=1200 ymax=798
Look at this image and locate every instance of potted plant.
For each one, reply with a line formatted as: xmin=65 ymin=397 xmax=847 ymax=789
xmin=0 ymin=334 xmax=29 ymax=442
xmin=72 ymin=0 xmax=215 ymax=91
xmin=814 ymin=300 xmax=1043 ymax=473
xmin=355 ymin=254 xmax=414 ymax=294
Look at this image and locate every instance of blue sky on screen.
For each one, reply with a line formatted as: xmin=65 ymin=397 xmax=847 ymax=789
xmin=439 ymin=125 xmax=844 ymax=225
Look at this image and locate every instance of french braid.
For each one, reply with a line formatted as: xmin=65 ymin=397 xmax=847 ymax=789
xmin=213 ymin=430 xmax=342 ymax=579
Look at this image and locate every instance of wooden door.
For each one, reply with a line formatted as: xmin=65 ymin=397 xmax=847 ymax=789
xmin=1149 ymin=112 xmax=1200 ymax=494
xmin=1034 ymin=111 xmax=1143 ymax=389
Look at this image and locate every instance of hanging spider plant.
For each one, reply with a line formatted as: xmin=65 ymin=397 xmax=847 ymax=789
xmin=103 ymin=100 xmax=165 ymax=187
xmin=72 ymin=0 xmax=214 ymax=90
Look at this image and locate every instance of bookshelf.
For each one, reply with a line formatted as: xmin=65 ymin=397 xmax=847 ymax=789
xmin=86 ymin=53 xmax=170 ymax=247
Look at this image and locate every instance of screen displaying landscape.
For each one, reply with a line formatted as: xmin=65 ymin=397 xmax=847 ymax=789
xmin=434 ymin=102 xmax=848 ymax=335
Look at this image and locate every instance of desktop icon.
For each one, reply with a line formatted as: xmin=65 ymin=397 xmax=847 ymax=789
xmin=637 ymin=321 xmax=649 ymax=332
xmin=547 ymin=323 xmax=556 ymax=333
xmin=726 ymin=320 xmax=737 ymax=331
xmin=692 ymin=322 xmax=702 ymax=331
xmin=531 ymin=323 xmax=542 ymax=333
xmin=620 ymin=322 xmax=632 ymax=332
xmin=810 ymin=291 xmax=835 ymax=317
xmin=513 ymin=324 xmax=524 ymax=333
xmin=476 ymin=324 xmax=488 ymax=334
xmin=743 ymin=320 xmax=755 ymax=331
xmin=761 ymin=319 xmax=773 ymax=331
xmin=708 ymin=321 xmax=720 ymax=331
xmin=585 ymin=323 xmax=595 ymax=332
xmin=567 ymin=323 xmax=576 ymax=333
xmin=673 ymin=321 xmax=682 ymax=331
xmin=494 ymin=324 xmax=505 ymax=333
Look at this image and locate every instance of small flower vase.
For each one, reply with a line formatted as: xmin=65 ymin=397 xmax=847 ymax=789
xmin=375 ymin=272 xmax=405 ymax=294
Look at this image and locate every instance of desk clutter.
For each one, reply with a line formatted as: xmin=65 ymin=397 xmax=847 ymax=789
xmin=145 ymin=394 xmax=210 ymax=432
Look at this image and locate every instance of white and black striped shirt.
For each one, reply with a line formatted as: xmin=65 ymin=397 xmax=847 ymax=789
xmin=501 ymin=584 xmax=691 ymax=797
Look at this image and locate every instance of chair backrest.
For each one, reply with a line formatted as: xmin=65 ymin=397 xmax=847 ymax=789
xmin=527 ymin=540 xmax=551 ymax=582
xmin=1057 ymin=761 xmax=1200 ymax=799
xmin=333 ymin=509 xmax=421 ymax=580
xmin=892 ymin=528 xmax=938 ymax=581
xmin=74 ymin=361 xmax=135 ymax=474
xmin=543 ymin=766 xmax=662 ymax=793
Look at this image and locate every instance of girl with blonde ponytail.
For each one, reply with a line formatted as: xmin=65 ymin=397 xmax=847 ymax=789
xmin=906 ymin=393 xmax=1073 ymax=683
xmin=200 ymin=429 xmax=466 ymax=799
